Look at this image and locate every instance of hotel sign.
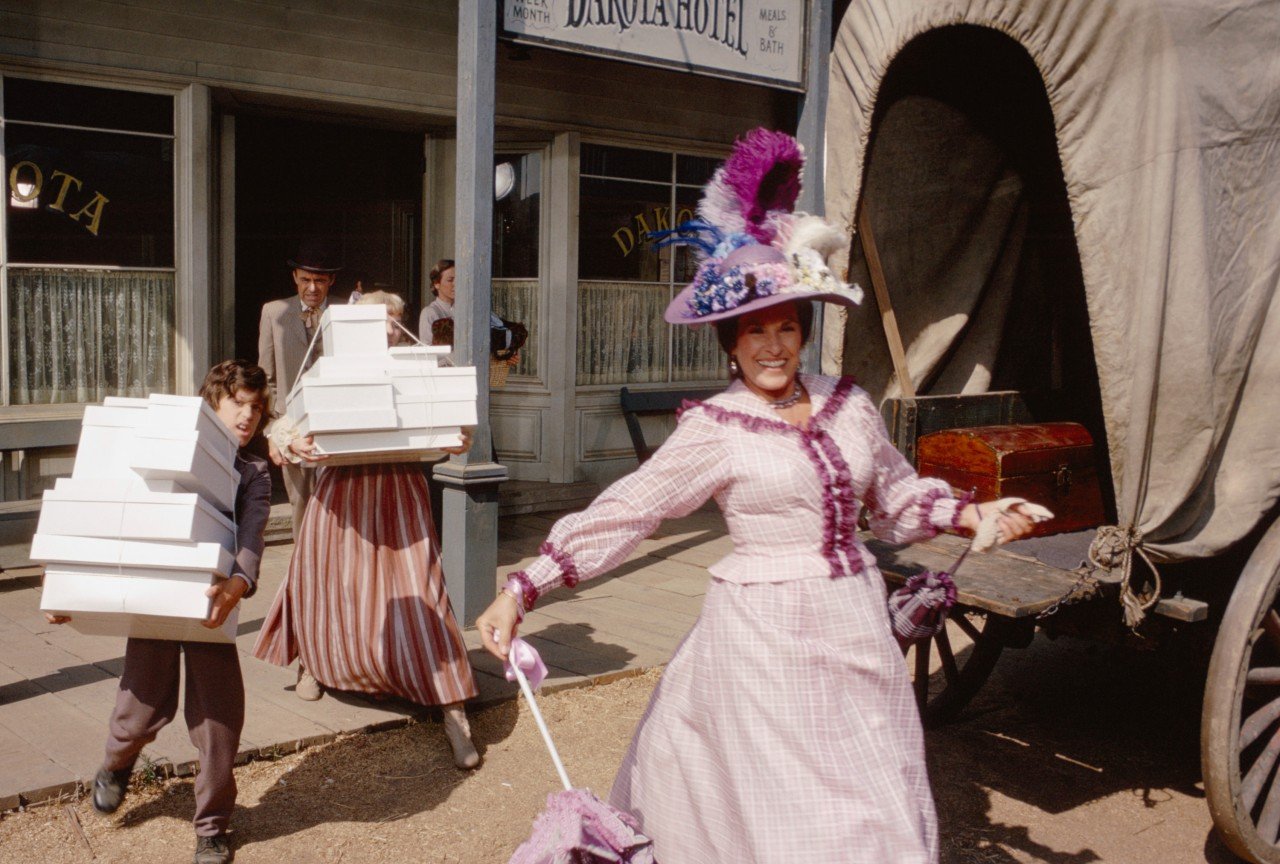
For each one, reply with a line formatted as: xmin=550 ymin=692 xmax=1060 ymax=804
xmin=502 ymin=0 xmax=807 ymax=91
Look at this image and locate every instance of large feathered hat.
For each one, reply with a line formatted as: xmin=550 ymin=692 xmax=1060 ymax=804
xmin=658 ymin=128 xmax=862 ymax=325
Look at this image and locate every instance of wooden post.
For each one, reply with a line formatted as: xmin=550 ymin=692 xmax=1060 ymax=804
xmin=797 ymin=0 xmax=832 ymax=374
xmin=858 ymin=206 xmax=915 ymax=398
xmin=436 ymin=0 xmax=508 ymax=625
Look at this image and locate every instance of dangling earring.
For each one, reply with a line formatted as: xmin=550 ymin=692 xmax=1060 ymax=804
xmin=728 ymin=356 xmax=740 ymax=377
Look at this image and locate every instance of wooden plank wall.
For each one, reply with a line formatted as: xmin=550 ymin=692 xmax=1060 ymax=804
xmin=0 ymin=1 xmax=791 ymax=143
xmin=0 ymin=0 xmax=458 ymax=110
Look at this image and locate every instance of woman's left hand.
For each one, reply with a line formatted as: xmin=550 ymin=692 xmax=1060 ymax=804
xmin=288 ymin=434 xmax=328 ymax=463
xmin=962 ymin=499 xmax=1053 ymax=551
xmin=993 ymin=506 xmax=1035 ymax=543
xmin=442 ymin=428 xmax=473 ymax=456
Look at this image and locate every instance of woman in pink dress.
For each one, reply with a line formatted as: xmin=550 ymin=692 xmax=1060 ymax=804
xmin=255 ymin=290 xmax=481 ymax=769
xmin=478 ymin=130 xmax=1036 ymax=862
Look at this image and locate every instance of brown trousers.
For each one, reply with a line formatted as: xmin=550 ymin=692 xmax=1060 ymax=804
xmin=104 ymin=638 xmax=245 ymax=837
xmin=281 ymin=462 xmax=316 ymax=541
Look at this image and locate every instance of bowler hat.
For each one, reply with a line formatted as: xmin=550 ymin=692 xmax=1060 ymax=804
xmin=288 ymin=241 xmax=343 ymax=273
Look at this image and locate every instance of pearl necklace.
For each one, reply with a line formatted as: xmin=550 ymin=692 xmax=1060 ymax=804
xmin=767 ymin=382 xmax=805 ymax=410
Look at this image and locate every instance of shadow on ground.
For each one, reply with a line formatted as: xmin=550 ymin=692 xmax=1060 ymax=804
xmin=929 ymin=632 xmax=1217 ymax=863
xmin=114 ymin=696 xmax=522 ymax=848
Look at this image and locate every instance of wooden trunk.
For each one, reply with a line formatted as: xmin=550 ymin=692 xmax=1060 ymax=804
xmin=879 ymin=391 xmax=1031 ymax=465
xmin=916 ymin=423 xmax=1105 ymax=537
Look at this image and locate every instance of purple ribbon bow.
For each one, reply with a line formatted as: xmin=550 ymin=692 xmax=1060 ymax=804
xmin=505 ymin=637 xmax=549 ymax=690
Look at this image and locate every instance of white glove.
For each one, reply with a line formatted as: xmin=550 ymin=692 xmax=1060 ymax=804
xmin=971 ymin=497 xmax=1054 ymax=553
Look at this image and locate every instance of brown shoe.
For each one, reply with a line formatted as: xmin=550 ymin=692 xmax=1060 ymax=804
xmin=442 ymin=705 xmax=480 ymax=769
xmin=193 ymin=833 xmax=233 ymax=864
xmin=92 ymin=765 xmax=132 ymax=814
xmin=295 ymin=666 xmax=322 ymax=701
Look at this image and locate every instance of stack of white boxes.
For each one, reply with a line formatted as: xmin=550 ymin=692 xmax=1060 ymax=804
xmin=285 ymin=304 xmax=478 ymax=465
xmin=33 ymin=395 xmax=241 ymax=643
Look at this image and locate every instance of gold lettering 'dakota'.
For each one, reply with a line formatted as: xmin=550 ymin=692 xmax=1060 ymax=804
xmin=6 ymin=160 xmax=108 ymax=236
xmin=610 ymin=207 xmax=697 ymax=257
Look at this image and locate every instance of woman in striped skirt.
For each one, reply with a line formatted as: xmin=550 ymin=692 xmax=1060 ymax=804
xmin=253 ymin=290 xmax=480 ymax=769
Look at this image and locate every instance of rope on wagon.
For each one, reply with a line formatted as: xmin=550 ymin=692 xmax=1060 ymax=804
xmin=1088 ymin=525 xmax=1162 ymax=628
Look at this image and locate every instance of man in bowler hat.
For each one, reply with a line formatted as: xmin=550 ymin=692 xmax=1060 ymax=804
xmin=258 ymin=241 xmax=341 ymax=540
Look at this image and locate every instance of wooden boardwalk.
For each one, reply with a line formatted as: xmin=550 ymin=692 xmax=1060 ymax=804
xmin=0 ymin=507 xmax=728 ymax=811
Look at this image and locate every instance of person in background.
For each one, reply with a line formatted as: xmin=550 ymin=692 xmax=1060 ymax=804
xmin=418 ymin=258 xmax=455 ymax=343
xmin=47 ymin=360 xmax=272 ymax=864
xmin=420 ymin=257 xmax=523 ymax=371
xmin=257 ymin=241 xmax=342 ymax=541
xmin=346 ymin=269 xmax=369 ymax=304
xmin=255 ymin=291 xmax=482 ymax=769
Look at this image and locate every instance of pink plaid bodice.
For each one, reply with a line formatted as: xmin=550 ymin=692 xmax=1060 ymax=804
xmin=518 ymin=375 xmax=960 ymax=599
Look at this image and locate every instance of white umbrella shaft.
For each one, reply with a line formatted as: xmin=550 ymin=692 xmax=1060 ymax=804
xmin=510 ymin=659 xmax=574 ymax=792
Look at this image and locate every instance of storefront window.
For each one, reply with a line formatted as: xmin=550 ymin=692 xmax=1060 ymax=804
xmin=576 ymin=144 xmax=723 ymax=386
xmin=492 ymin=151 xmax=540 ymax=379
xmin=3 ymin=77 xmax=175 ymax=405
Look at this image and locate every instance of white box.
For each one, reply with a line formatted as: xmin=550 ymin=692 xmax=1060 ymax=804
xmin=73 ymin=424 xmax=147 ymax=482
xmin=128 ymin=429 xmax=239 ymax=512
xmin=37 ymin=479 xmax=235 ymax=547
xmin=307 ymin=347 xmax=450 ymax=379
xmin=295 ymin=408 xmax=400 ymax=435
xmin=40 ymin=569 xmax=236 ymax=644
xmin=311 ymin=427 xmax=463 ymax=457
xmin=30 ymin=533 xmax=235 ymax=576
xmin=305 ymin=355 xmax=395 ymax=378
xmin=395 ymin=393 xmax=478 ymax=430
xmin=145 ymin=394 xmax=238 ymax=463
xmin=287 ymin=376 xmax=395 ymax=413
xmin=319 ymin=305 xmax=390 ymax=357
xmin=75 ymin=402 xmax=155 ymax=485
xmin=387 ymin=365 xmax=477 ymax=399
xmin=389 ymin=345 xmax=448 ymax=365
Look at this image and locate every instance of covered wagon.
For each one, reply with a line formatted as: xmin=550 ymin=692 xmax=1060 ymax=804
xmin=823 ymin=1 xmax=1280 ymax=860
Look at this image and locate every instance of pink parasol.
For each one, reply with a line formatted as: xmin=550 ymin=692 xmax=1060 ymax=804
xmin=505 ymin=639 xmax=657 ymax=864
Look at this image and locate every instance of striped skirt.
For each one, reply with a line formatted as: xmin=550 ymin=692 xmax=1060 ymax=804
xmin=252 ymin=463 xmax=477 ymax=707
xmin=610 ymin=571 xmax=938 ymax=864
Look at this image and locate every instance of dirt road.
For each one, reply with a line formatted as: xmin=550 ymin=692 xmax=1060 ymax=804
xmin=0 ymin=634 xmax=1243 ymax=863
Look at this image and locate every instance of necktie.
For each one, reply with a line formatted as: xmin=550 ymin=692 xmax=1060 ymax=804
xmin=300 ymin=307 xmax=323 ymax=371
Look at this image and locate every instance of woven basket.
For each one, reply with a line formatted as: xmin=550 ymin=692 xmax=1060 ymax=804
xmin=489 ymin=358 xmax=511 ymax=389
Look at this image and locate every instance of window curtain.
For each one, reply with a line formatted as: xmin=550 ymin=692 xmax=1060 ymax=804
xmin=576 ymin=281 xmax=671 ymax=385
xmin=8 ymin=268 xmax=174 ymax=404
xmin=493 ymin=278 xmax=538 ymax=379
xmin=672 ymin=322 xmax=725 ymax=382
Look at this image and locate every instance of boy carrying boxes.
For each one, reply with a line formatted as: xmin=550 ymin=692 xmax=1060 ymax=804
xmin=44 ymin=360 xmax=272 ymax=864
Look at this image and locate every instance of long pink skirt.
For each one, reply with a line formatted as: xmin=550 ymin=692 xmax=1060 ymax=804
xmin=252 ymin=463 xmax=477 ymax=707
xmin=610 ymin=571 xmax=938 ymax=863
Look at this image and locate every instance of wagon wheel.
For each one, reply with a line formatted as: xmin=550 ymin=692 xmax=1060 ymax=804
xmin=1204 ymin=517 xmax=1280 ymax=864
xmin=903 ymin=606 xmax=1024 ymax=726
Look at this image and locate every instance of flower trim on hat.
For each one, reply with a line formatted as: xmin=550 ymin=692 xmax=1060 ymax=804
xmin=659 ymin=127 xmax=863 ymax=323
xmin=687 ymin=261 xmax=791 ymax=316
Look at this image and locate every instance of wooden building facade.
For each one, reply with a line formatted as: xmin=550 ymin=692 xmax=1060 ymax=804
xmin=0 ymin=1 xmax=809 ymax=563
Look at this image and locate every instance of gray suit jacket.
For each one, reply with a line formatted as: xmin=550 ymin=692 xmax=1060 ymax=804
xmin=230 ymin=452 xmax=272 ymax=597
xmin=258 ymin=297 xmax=314 ymax=404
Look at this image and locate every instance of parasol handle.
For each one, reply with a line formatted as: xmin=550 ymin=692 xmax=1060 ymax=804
xmin=509 ymin=657 xmax=574 ymax=792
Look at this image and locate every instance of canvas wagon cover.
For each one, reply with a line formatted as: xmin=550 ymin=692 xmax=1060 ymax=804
xmin=823 ymin=0 xmax=1280 ymax=562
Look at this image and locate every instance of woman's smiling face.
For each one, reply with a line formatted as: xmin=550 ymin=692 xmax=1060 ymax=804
xmin=732 ymin=302 xmax=804 ymax=399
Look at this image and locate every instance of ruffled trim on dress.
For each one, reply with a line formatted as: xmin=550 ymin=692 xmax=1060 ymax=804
xmin=539 ymin=541 xmax=581 ymax=587
xmin=504 ymin=542 xmax=583 ymax=612
xmin=679 ymin=377 xmax=865 ymax=578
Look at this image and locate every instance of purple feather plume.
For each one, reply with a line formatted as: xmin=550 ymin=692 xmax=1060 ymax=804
xmin=699 ymin=129 xmax=804 ymax=244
